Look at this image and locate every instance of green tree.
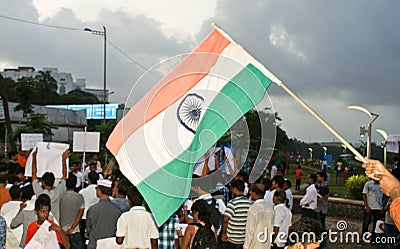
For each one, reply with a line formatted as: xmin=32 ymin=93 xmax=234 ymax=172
xmin=15 ymin=77 xmax=36 ymax=118
xmin=11 ymin=113 xmax=58 ymax=143
xmin=34 ymin=71 xmax=59 ymax=104
xmin=60 ymin=89 xmax=100 ymax=104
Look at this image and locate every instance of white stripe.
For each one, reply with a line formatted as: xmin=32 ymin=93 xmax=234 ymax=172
xmin=116 ymin=43 xmax=260 ymax=184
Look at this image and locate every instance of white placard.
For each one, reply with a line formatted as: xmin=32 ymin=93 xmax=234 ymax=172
xmin=73 ymin=131 xmax=100 ymax=152
xmin=21 ymin=133 xmax=43 ymax=151
xmin=387 ymin=134 xmax=400 ymax=154
xmin=25 ymin=142 xmax=70 ymax=178
xmin=25 ymin=220 xmax=59 ymax=249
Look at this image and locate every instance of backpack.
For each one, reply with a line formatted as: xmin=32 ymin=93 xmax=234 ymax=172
xmin=191 ymin=223 xmax=218 ymax=249
xmin=208 ymin=198 xmax=221 ymax=230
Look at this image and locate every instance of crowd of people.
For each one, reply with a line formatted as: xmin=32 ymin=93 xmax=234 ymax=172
xmin=0 ymin=148 xmax=399 ymax=249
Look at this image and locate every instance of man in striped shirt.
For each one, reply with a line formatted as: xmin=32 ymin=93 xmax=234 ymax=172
xmin=221 ymin=179 xmax=252 ymax=249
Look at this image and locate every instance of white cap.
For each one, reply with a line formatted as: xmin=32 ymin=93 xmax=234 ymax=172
xmin=97 ymin=179 xmax=112 ymax=188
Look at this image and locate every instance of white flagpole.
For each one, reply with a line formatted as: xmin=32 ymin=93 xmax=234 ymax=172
xmin=278 ymin=82 xmax=367 ymax=163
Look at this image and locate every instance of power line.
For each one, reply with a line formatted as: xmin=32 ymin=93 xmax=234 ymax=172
xmin=0 ymin=13 xmax=82 ymax=31
xmin=0 ymin=13 xmax=151 ymax=72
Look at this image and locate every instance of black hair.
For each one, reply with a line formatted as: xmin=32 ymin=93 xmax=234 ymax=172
xmin=284 ymin=179 xmax=292 ymax=188
xmin=191 ymin=199 xmax=211 ymax=225
xmin=309 ymin=174 xmax=317 ymax=184
xmin=35 ymin=193 xmax=51 ymax=211
xmin=88 ymin=172 xmax=99 ymax=184
xmin=277 ymin=168 xmax=285 ymax=175
xmin=9 ymin=185 xmax=21 ymax=199
xmin=237 ymin=171 xmax=249 ymax=183
xmin=127 ymin=186 xmax=144 ymax=206
xmin=297 ymin=165 xmax=302 ymax=169
xmin=15 ymin=166 xmax=25 ymax=175
xmin=230 ymin=179 xmax=245 ymax=193
xmin=262 ymin=178 xmax=272 ymax=191
xmin=7 ymin=150 xmax=18 ymax=159
xmin=289 ymin=217 xmax=325 ymax=246
xmin=317 ymin=171 xmax=327 ymax=181
xmin=97 ymin=185 xmax=112 ymax=196
xmin=0 ymin=174 xmax=8 ymax=184
xmin=274 ymin=189 xmax=287 ymax=204
xmin=117 ymin=179 xmax=132 ymax=196
xmin=251 ymin=183 xmax=265 ymax=197
xmin=8 ymin=174 xmax=19 ymax=185
xmin=21 ymin=184 xmax=34 ymax=202
xmin=272 ymin=175 xmax=285 ymax=188
xmin=0 ymin=163 xmax=8 ymax=174
xmin=66 ymin=174 xmax=77 ymax=189
xmin=41 ymin=172 xmax=55 ymax=187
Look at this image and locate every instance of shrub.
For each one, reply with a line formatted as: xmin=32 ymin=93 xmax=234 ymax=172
xmin=345 ymin=174 xmax=370 ymax=200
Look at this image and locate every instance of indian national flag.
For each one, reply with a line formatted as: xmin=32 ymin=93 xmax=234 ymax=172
xmin=106 ymin=24 xmax=281 ymax=225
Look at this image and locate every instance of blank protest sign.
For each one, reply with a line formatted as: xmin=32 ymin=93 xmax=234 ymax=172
xmin=73 ymin=131 xmax=100 ymax=152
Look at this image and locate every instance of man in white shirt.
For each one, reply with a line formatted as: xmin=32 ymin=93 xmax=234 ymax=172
xmin=362 ymin=179 xmax=383 ymax=235
xmin=244 ymin=184 xmax=274 ymax=249
xmin=264 ymin=176 xmax=285 ymax=209
xmin=283 ymin=179 xmax=293 ymax=211
xmin=273 ymin=189 xmax=292 ymax=249
xmin=116 ymin=186 xmax=158 ymax=249
xmin=78 ymin=171 xmax=99 ymax=245
xmin=1 ymin=185 xmax=22 ymax=249
xmin=299 ymin=174 xmax=317 ymax=218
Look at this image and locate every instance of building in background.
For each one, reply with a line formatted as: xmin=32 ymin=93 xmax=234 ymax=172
xmin=1 ymin=66 xmax=111 ymax=102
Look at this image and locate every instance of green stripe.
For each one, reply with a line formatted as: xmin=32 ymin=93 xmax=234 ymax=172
xmin=137 ymin=63 xmax=272 ymax=225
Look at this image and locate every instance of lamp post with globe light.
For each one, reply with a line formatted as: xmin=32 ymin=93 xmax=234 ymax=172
xmin=347 ymin=105 xmax=378 ymax=158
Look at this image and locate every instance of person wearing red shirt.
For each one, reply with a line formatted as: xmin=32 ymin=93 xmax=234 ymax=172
xmin=295 ymin=165 xmax=303 ymax=190
xmin=25 ymin=194 xmax=70 ymax=248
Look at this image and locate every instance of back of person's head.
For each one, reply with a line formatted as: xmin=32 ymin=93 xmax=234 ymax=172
xmin=9 ymin=185 xmax=21 ymax=200
xmin=0 ymin=163 xmax=8 ymax=174
xmin=21 ymin=184 xmax=34 ymax=202
xmin=230 ymin=179 xmax=245 ymax=193
xmin=309 ymin=174 xmax=317 ymax=184
xmin=297 ymin=165 xmax=302 ymax=169
xmin=237 ymin=171 xmax=249 ymax=183
xmin=0 ymin=174 xmax=8 ymax=184
xmin=66 ymin=174 xmax=77 ymax=189
xmin=274 ymin=189 xmax=287 ymax=204
xmin=289 ymin=217 xmax=325 ymax=248
xmin=262 ymin=178 xmax=272 ymax=190
xmin=8 ymin=174 xmax=19 ymax=185
xmin=98 ymin=185 xmax=112 ymax=196
xmin=117 ymin=179 xmax=131 ymax=196
xmin=41 ymin=172 xmax=55 ymax=187
xmin=35 ymin=194 xmax=51 ymax=211
xmin=15 ymin=166 xmax=25 ymax=176
xmin=272 ymin=175 xmax=285 ymax=188
xmin=88 ymin=172 xmax=99 ymax=185
xmin=7 ymin=150 xmax=18 ymax=159
xmin=284 ymin=179 xmax=292 ymax=189
xmin=277 ymin=168 xmax=285 ymax=176
xmin=317 ymin=171 xmax=327 ymax=181
xmin=127 ymin=186 xmax=144 ymax=206
xmin=251 ymin=183 xmax=265 ymax=198
xmin=191 ymin=199 xmax=210 ymax=225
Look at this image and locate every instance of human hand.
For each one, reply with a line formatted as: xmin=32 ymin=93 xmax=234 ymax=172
xmin=66 ymin=228 xmax=74 ymax=234
xmin=19 ymin=202 xmax=27 ymax=211
xmin=62 ymin=149 xmax=69 ymax=161
xmin=49 ymin=224 xmax=62 ymax=232
xmin=361 ymin=158 xmax=389 ymax=180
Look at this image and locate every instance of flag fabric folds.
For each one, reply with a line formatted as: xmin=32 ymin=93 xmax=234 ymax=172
xmin=106 ymin=25 xmax=281 ymax=225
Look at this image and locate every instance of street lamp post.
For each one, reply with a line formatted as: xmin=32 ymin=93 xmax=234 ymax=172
xmin=347 ymin=105 xmax=379 ymax=158
xmin=322 ymin=146 xmax=327 ymax=156
xmin=84 ymin=26 xmax=107 ymax=125
xmin=308 ymin=147 xmax=313 ymax=162
xmin=376 ymin=129 xmax=388 ymax=167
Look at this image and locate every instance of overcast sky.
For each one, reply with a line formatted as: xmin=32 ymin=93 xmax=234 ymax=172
xmin=1 ymin=0 xmax=399 ymax=147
